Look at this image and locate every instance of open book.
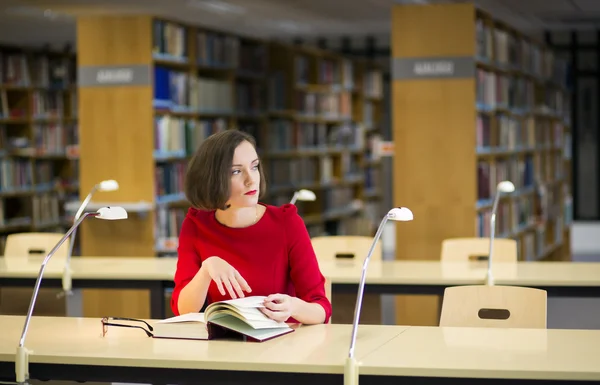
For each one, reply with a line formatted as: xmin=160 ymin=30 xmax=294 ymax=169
xmin=153 ymin=296 xmax=294 ymax=342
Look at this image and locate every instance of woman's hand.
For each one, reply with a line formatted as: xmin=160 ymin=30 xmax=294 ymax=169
xmin=260 ymin=294 xmax=295 ymax=322
xmin=201 ymin=256 xmax=251 ymax=299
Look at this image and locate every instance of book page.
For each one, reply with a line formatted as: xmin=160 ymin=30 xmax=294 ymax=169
xmin=218 ymin=296 xmax=267 ymax=308
xmin=156 ymin=312 xmax=205 ymax=324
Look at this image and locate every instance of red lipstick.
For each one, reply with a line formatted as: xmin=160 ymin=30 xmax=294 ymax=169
xmin=245 ymin=190 xmax=257 ymax=196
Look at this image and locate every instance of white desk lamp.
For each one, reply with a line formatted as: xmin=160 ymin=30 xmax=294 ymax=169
xmin=485 ymin=180 xmax=515 ymax=286
xmin=290 ymin=189 xmax=316 ymax=204
xmin=16 ymin=206 xmax=128 ymax=385
xmin=344 ymin=206 xmax=414 ymax=385
xmin=60 ymin=179 xmax=119 ymax=297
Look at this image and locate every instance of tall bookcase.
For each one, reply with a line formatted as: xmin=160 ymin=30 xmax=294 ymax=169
xmin=391 ymin=3 xmax=572 ymax=326
xmin=0 ymin=45 xmax=78 ymax=316
xmin=0 ymin=45 xmax=79 ymax=250
xmin=75 ymin=16 xmax=383 ymax=319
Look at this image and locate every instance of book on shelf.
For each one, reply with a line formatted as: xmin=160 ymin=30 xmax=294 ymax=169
xmin=153 ymin=296 xmax=295 ymax=342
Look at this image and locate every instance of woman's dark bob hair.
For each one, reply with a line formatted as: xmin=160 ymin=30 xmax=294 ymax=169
xmin=184 ymin=129 xmax=266 ymax=211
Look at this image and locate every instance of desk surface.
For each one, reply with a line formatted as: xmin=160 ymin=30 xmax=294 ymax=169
xmin=359 ymin=326 xmax=600 ymax=381
xmin=1 ymin=256 xmax=599 ymax=288
xmin=1 ymin=316 xmax=599 ymax=381
xmin=0 ymin=315 xmax=407 ymax=374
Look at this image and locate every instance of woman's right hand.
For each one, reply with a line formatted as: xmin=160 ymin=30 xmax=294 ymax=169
xmin=201 ymin=256 xmax=252 ymax=299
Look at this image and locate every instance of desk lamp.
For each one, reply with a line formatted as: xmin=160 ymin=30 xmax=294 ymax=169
xmin=290 ymin=189 xmax=316 ymax=204
xmin=16 ymin=206 xmax=128 ymax=385
xmin=60 ymin=179 xmax=119 ymax=297
xmin=345 ymin=206 xmax=413 ymax=385
xmin=485 ymin=180 xmax=515 ymax=286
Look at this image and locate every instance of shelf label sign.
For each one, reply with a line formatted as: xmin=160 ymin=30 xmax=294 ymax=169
xmin=78 ymin=64 xmax=151 ymax=87
xmin=393 ymin=56 xmax=474 ymax=80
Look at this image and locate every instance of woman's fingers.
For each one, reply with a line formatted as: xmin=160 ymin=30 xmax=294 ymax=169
xmin=264 ymin=300 xmax=284 ymax=311
xmin=221 ymin=275 xmax=237 ymax=299
xmin=213 ymin=276 xmax=226 ymax=296
xmin=229 ymin=271 xmax=245 ymax=298
xmin=235 ymin=270 xmax=252 ymax=293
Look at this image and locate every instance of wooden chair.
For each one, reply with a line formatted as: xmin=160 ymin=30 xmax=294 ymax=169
xmin=311 ymin=235 xmax=382 ymax=262
xmin=439 ymin=285 xmax=547 ymax=329
xmin=441 ymin=237 xmax=518 ymax=262
xmin=1 ymin=232 xmax=69 ymax=316
xmin=311 ymin=236 xmax=382 ymax=324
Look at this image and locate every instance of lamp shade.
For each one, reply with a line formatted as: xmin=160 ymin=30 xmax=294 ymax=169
xmin=97 ymin=179 xmax=119 ymax=192
xmin=497 ymin=181 xmax=515 ymax=193
xmin=387 ymin=207 xmax=413 ymax=221
xmin=96 ymin=206 xmax=128 ymax=220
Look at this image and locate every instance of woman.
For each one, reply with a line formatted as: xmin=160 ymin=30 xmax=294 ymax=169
xmin=171 ymin=129 xmax=331 ymax=324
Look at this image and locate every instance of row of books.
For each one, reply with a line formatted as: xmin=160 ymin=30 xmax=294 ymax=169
xmin=154 ymin=206 xmax=185 ymax=252
xmin=0 ymin=192 xmax=64 ymax=229
xmin=477 ymin=157 xmax=535 ymax=202
xmin=154 ymin=67 xmax=234 ymax=112
xmin=267 ymin=120 xmax=365 ymax=151
xmin=155 ymin=161 xmax=186 ymax=198
xmin=154 ymin=116 xmax=228 ymax=156
xmin=0 ymin=52 xmax=74 ymax=88
xmin=322 ymin=186 xmax=356 ymax=213
xmin=0 ymin=90 xmax=76 ymax=120
xmin=152 ymin=20 xmax=186 ymax=61
xmin=475 ymin=18 xmax=569 ymax=87
xmin=0 ymin=122 xmax=78 ymax=153
xmin=268 ymin=157 xmax=335 ymax=187
xmin=296 ymin=90 xmax=352 ymax=119
xmin=152 ymin=20 xmax=268 ymax=74
xmin=476 ymin=69 xmax=535 ymax=110
xmin=0 ymin=159 xmax=78 ymax=192
xmin=476 ymin=114 xmax=566 ymax=149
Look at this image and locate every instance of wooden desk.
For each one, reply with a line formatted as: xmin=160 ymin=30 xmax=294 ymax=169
xmin=0 ymin=316 xmax=598 ymax=384
xmin=359 ymin=326 xmax=600 ymax=384
xmin=0 ymin=315 xmax=407 ymax=385
xmin=1 ymin=257 xmax=599 ymax=319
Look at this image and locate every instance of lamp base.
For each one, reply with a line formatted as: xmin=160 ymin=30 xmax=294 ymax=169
xmin=344 ymin=356 xmax=359 ymax=385
xmin=15 ymin=346 xmax=30 ymax=385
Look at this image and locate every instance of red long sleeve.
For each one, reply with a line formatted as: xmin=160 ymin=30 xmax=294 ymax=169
xmin=170 ymin=203 xmax=332 ymax=323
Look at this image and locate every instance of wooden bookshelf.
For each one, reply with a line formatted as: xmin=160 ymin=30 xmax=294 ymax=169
xmin=0 ymin=44 xmax=79 ymax=316
xmin=0 ymin=45 xmax=79 ymax=247
xmin=391 ymin=3 xmax=572 ymax=326
xmin=264 ymin=41 xmax=385 ymax=237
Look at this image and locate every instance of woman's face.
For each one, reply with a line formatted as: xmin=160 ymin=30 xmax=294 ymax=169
xmin=226 ymin=140 xmax=261 ymax=209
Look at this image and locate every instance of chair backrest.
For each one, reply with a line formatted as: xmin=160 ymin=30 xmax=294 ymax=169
xmin=4 ymin=232 xmax=69 ymax=258
xmin=441 ymin=237 xmax=517 ymax=262
xmin=311 ymin=236 xmax=382 ymax=262
xmin=439 ymin=285 xmax=547 ymax=329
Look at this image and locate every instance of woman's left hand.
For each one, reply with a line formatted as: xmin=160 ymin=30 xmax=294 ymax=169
xmin=261 ymin=294 xmax=295 ymax=322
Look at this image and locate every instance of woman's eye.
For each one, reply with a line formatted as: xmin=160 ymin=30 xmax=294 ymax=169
xmin=232 ymin=170 xmax=240 ymax=175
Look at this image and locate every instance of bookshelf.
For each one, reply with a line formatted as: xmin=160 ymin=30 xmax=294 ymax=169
xmin=391 ymin=3 xmax=572 ymax=326
xmin=76 ymin=16 xmax=383 ymax=319
xmin=265 ymin=41 xmax=384 ymax=238
xmin=0 ymin=45 xmax=79 ymax=251
xmin=0 ymin=45 xmax=78 ymax=316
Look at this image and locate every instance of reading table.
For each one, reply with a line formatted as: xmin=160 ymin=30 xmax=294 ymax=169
xmin=0 ymin=315 xmax=407 ymax=385
xmin=1 ymin=257 xmax=599 ymax=319
xmin=0 ymin=316 xmax=599 ymax=385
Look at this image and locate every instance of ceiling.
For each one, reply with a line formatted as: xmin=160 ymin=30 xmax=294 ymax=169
xmin=1 ymin=0 xmax=600 ymax=48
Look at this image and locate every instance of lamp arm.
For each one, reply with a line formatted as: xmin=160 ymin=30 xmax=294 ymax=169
xmin=348 ymin=215 xmax=389 ymax=359
xmin=16 ymin=211 xmax=98 ymax=384
xmin=62 ymin=186 xmax=98 ymax=293
xmin=486 ymin=192 xmax=502 ymax=285
xmin=19 ymin=211 xmax=97 ymax=348
xmin=290 ymin=192 xmax=298 ymax=205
